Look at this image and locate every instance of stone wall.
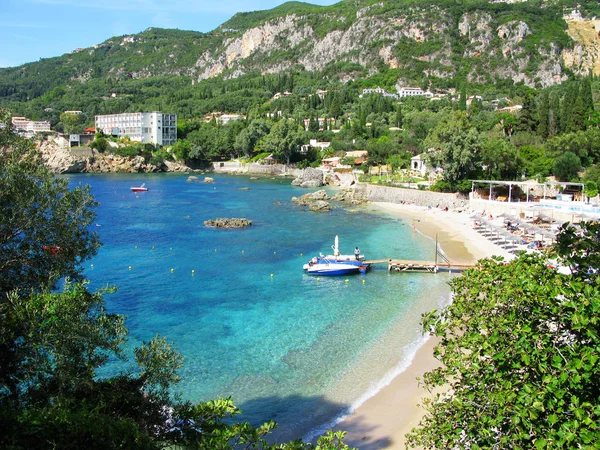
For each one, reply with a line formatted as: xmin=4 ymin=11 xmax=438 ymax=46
xmin=355 ymin=184 xmax=469 ymax=210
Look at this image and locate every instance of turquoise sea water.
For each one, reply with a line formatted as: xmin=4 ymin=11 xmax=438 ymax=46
xmin=71 ymin=173 xmax=452 ymax=441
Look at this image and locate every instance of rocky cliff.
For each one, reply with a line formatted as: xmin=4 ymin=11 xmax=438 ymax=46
xmin=192 ymin=3 xmax=570 ymax=87
xmin=38 ymin=137 xmax=190 ymax=174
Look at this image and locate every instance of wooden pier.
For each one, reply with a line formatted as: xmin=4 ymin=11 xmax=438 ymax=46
xmin=363 ymin=234 xmax=476 ymax=274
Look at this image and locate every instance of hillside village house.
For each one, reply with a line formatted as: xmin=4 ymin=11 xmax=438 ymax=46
xmin=302 ymin=117 xmax=334 ymax=131
xmin=11 ymin=116 xmax=51 ymax=139
xmin=301 ymin=139 xmax=331 ymax=154
xmin=95 ymin=112 xmax=177 ymax=146
xmin=397 ymin=86 xmax=434 ymax=98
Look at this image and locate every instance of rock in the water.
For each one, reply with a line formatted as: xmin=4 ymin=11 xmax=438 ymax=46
xmin=309 ymin=200 xmax=331 ymax=211
xmin=203 ymin=218 xmax=252 ymax=228
xmin=239 ymin=187 xmax=250 ymax=190
xmin=203 ymin=177 xmax=215 ymax=183
xmin=301 ymin=189 xmax=330 ymax=201
xmin=187 ymin=176 xmax=199 ymax=182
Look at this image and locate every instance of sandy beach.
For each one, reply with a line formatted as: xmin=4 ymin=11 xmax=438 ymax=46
xmin=334 ymin=202 xmax=514 ymax=449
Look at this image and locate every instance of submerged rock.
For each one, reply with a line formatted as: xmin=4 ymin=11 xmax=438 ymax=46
xmin=203 ymin=177 xmax=215 ymax=183
xmin=203 ymin=218 xmax=252 ymax=228
xmin=309 ymin=200 xmax=331 ymax=212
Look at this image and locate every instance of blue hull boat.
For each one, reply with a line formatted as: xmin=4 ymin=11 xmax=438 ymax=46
xmin=303 ymin=236 xmax=370 ymax=276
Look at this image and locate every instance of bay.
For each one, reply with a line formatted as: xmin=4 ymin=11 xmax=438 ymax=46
xmin=70 ymin=173 xmax=451 ymax=440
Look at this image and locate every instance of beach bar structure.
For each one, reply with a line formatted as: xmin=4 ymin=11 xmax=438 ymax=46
xmin=470 ymin=180 xmax=585 ymax=203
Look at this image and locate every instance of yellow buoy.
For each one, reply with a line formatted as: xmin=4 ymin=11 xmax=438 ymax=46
xmin=170 ymin=268 xmax=174 ymax=273
xmin=274 ymin=251 xmax=276 ymax=255
xmin=128 ymin=266 xmax=132 ymax=270
xmin=91 ymin=264 xmax=94 ymax=268
xmin=270 ymin=273 xmax=274 ymax=277
xmin=192 ymin=270 xmax=195 ymax=274
xmin=317 ymin=277 xmax=320 ymax=281
xmin=362 ymin=279 xmax=366 ymax=284
xmin=134 ymin=246 xmax=137 ymax=249
xmin=242 ymin=250 xmax=245 ymax=254
xmin=300 ymin=253 xmax=303 ymax=256
xmin=152 ymin=246 xmax=155 ymax=249
xmin=345 ymin=279 xmax=349 ymax=283
xmin=170 ymin=248 xmax=173 ymax=251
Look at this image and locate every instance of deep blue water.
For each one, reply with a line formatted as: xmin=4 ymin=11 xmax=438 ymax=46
xmin=69 ymin=173 xmax=451 ymax=440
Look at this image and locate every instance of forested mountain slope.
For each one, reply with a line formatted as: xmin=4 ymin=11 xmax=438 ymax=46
xmin=1 ymin=0 xmax=600 ymax=120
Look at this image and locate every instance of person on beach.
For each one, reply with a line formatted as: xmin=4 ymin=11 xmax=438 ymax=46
xmin=354 ymin=247 xmax=360 ymax=260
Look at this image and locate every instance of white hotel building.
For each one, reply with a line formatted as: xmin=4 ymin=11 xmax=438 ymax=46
xmin=95 ymin=112 xmax=177 ymax=146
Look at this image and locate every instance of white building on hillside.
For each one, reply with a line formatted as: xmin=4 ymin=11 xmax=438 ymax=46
xmin=398 ymin=86 xmax=435 ymax=98
xmin=11 ymin=116 xmax=51 ymax=138
xmin=95 ymin=112 xmax=177 ymax=146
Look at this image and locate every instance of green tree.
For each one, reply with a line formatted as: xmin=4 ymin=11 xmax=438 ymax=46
xmin=553 ymin=151 xmax=582 ymax=181
xmin=261 ymin=119 xmax=305 ymax=164
xmin=424 ymin=111 xmax=482 ymax=188
xmin=408 ymin=222 xmax=600 ymax=449
xmin=481 ymin=138 xmax=522 ymax=180
xmin=59 ymin=112 xmax=83 ymax=135
xmin=584 ymin=180 xmax=598 ymax=200
xmin=0 ymin=121 xmax=100 ymax=298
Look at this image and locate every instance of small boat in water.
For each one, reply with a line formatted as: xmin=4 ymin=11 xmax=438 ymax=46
xmin=303 ymin=235 xmax=370 ymax=275
xmin=130 ymin=183 xmax=148 ymax=192
xmin=306 ymin=260 xmax=364 ymax=276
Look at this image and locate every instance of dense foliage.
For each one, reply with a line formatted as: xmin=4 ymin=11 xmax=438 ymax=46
xmin=0 ymin=115 xmax=353 ymax=449
xmin=407 ymin=222 xmax=600 ymax=448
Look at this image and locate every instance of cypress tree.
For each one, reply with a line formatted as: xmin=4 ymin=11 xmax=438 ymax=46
xmin=518 ymin=94 xmax=537 ymax=133
xmin=570 ymin=94 xmax=586 ymax=132
xmin=458 ymin=82 xmax=467 ymax=111
xmin=580 ymin=77 xmax=594 ymax=115
xmin=549 ymin=91 xmax=560 ymax=136
xmin=537 ymin=90 xmax=550 ymax=138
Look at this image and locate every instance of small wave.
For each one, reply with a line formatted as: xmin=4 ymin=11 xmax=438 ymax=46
xmin=303 ymin=333 xmax=431 ymax=442
xmin=303 ymin=289 xmax=451 ymax=442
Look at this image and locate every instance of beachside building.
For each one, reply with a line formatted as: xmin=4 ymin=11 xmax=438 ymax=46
xmin=411 ymin=154 xmax=428 ymax=177
xmin=95 ymin=112 xmax=177 ymax=146
xmin=322 ymin=157 xmax=341 ymax=168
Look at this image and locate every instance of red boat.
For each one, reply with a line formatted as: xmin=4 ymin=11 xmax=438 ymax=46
xmin=130 ymin=183 xmax=148 ymax=192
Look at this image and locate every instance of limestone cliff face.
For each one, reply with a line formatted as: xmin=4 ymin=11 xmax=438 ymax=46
xmin=191 ymin=5 xmax=571 ymax=88
xmin=563 ymin=18 xmax=600 ymax=77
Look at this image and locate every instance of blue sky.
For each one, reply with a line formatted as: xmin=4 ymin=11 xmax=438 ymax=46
xmin=0 ymin=0 xmax=338 ymax=68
